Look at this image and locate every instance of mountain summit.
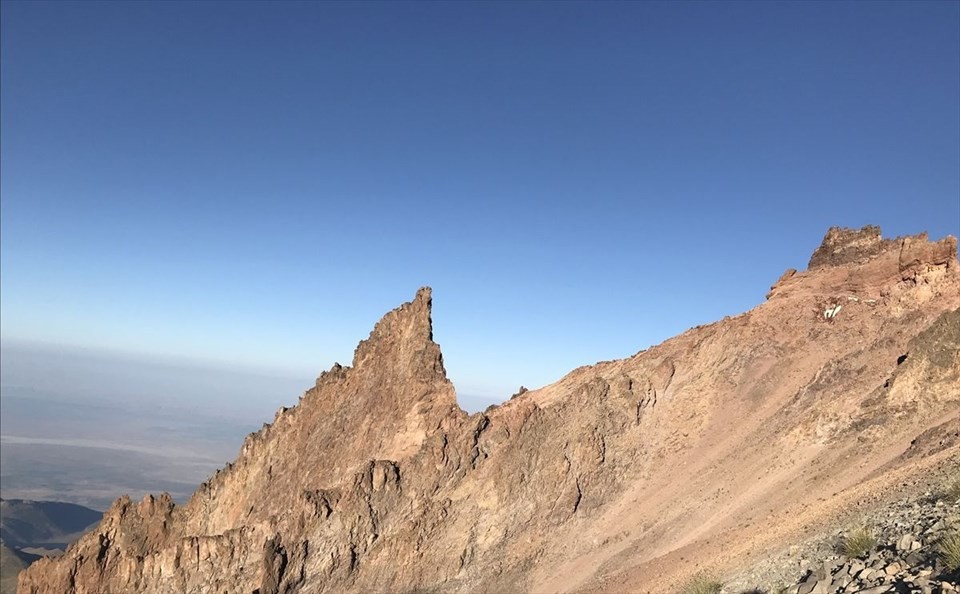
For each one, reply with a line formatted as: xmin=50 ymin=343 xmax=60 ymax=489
xmin=18 ymin=226 xmax=960 ymax=594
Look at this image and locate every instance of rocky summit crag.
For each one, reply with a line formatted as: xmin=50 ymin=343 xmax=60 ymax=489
xmin=18 ymin=226 xmax=960 ymax=594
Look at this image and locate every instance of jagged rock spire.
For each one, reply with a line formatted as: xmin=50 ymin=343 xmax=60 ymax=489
xmin=351 ymin=286 xmax=447 ymax=382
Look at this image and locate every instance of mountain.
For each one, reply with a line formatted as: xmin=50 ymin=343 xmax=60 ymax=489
xmin=1 ymin=544 xmax=38 ymax=594
xmin=16 ymin=226 xmax=960 ymax=594
xmin=0 ymin=499 xmax=102 ymax=552
xmin=0 ymin=499 xmax=100 ymax=594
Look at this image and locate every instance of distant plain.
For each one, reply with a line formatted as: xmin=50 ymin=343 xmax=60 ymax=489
xmin=0 ymin=341 xmax=310 ymax=510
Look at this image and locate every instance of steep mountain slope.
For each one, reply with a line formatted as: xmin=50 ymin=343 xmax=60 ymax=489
xmin=18 ymin=226 xmax=960 ymax=594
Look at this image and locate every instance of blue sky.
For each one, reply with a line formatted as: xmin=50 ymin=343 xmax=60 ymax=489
xmin=2 ymin=1 xmax=958 ymax=408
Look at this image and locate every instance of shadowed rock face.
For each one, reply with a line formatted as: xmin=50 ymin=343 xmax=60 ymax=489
xmin=808 ymin=225 xmax=893 ymax=269
xmin=18 ymin=228 xmax=960 ymax=594
xmin=807 ymin=225 xmax=957 ymax=273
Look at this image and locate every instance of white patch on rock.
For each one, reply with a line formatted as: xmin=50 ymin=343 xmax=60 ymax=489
xmin=824 ymin=304 xmax=843 ymax=319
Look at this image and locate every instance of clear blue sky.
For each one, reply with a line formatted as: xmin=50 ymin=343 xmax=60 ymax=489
xmin=2 ymin=1 xmax=958 ymax=406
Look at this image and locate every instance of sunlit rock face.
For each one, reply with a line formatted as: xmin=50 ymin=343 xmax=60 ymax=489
xmin=19 ymin=228 xmax=960 ymax=594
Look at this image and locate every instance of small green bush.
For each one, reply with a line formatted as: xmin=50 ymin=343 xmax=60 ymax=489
xmin=838 ymin=526 xmax=877 ymax=558
xmin=940 ymin=529 xmax=960 ymax=572
xmin=681 ymin=572 xmax=723 ymax=594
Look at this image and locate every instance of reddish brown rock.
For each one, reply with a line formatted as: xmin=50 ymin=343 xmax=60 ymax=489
xmin=766 ymin=268 xmax=797 ymax=300
xmin=899 ymin=232 xmax=957 ymax=275
xmin=808 ymin=225 xmax=897 ymax=269
xmin=18 ymin=228 xmax=960 ymax=594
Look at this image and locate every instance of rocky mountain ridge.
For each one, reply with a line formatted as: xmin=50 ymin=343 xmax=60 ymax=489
xmin=18 ymin=226 xmax=960 ymax=594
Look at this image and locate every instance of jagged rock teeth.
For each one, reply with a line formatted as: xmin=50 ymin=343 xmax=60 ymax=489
xmin=808 ymin=225 xmax=892 ymax=269
xmin=808 ymin=225 xmax=958 ymax=273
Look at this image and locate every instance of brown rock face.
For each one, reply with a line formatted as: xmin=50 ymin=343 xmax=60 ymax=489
xmin=899 ymin=232 xmax=958 ymax=274
xmin=19 ymin=228 xmax=960 ymax=594
xmin=808 ymin=225 xmax=892 ymax=269
xmin=807 ymin=225 xmax=957 ymax=274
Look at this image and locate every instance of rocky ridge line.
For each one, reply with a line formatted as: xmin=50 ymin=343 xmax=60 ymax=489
xmin=17 ymin=226 xmax=960 ymax=594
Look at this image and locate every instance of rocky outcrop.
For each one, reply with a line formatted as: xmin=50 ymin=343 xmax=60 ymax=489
xmin=18 ymin=227 xmax=960 ymax=594
xmin=805 ymin=225 xmax=956 ymax=278
xmin=900 ymin=233 xmax=959 ymax=276
xmin=808 ymin=225 xmax=896 ymax=269
xmin=769 ymin=227 xmax=958 ymax=303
